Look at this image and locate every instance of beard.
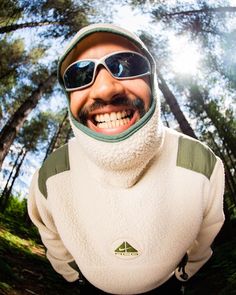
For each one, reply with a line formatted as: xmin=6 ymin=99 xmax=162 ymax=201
xmin=77 ymin=96 xmax=146 ymax=126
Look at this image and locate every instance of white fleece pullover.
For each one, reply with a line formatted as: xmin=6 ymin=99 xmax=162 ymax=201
xmin=28 ymin=127 xmax=225 ymax=294
xmin=28 ymin=23 xmax=225 ymax=294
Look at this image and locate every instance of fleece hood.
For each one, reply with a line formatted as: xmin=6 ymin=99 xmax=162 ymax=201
xmin=58 ymin=23 xmax=162 ymax=142
xmin=58 ymin=23 xmax=164 ymax=187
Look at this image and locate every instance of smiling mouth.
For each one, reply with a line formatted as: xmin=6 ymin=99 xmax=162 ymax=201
xmin=94 ymin=109 xmax=133 ymax=128
xmin=78 ymin=97 xmax=146 ymax=135
xmin=87 ymin=108 xmax=138 ymax=135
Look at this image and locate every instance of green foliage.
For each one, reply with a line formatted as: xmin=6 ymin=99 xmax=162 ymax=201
xmin=0 ymin=0 xmax=92 ymax=38
xmin=39 ymin=0 xmax=91 ymax=38
xmin=0 ymin=0 xmax=22 ymax=26
xmin=151 ymin=1 xmax=234 ymax=36
xmin=4 ymin=197 xmax=27 ymax=219
xmin=0 ymin=281 xmax=13 ymax=294
xmin=28 ymin=46 xmax=48 ymax=65
xmin=220 ymin=29 xmax=236 ymax=89
xmin=17 ymin=112 xmax=55 ymax=152
xmin=0 ymin=38 xmax=25 ymax=97
xmin=187 ymin=83 xmax=236 ymax=158
xmin=0 ymin=212 xmax=82 ymax=294
xmin=185 ymin=238 xmax=236 ymax=295
xmin=0 ymin=210 xmax=235 ymax=294
xmin=0 ymin=196 xmax=40 ymax=242
xmin=0 ymin=39 xmax=51 ymax=124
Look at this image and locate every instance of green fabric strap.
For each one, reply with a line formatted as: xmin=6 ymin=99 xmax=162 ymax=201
xmin=38 ymin=144 xmax=70 ymax=198
xmin=177 ymin=136 xmax=217 ymax=180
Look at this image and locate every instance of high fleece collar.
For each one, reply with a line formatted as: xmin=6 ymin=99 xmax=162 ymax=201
xmin=71 ymin=103 xmax=165 ymax=188
xmin=58 ymin=23 xmax=164 ymax=187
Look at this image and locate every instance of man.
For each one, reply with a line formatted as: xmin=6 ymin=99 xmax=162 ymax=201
xmin=28 ymin=23 xmax=225 ymax=294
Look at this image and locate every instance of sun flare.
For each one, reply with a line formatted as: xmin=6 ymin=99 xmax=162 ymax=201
xmin=169 ymin=35 xmax=202 ymax=75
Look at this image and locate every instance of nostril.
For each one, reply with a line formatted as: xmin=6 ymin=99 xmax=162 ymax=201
xmin=90 ymin=70 xmax=125 ymax=101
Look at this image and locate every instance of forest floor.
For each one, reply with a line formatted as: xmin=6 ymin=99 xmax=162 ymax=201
xmin=0 ymin=213 xmax=236 ymax=295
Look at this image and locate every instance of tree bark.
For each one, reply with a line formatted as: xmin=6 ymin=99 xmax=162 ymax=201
xmin=208 ymin=132 xmax=236 ymax=205
xmin=64 ymin=127 xmax=73 ymax=145
xmin=157 ymin=6 xmax=236 ymax=18
xmin=196 ymin=93 xmax=236 ymax=159
xmin=43 ymin=110 xmax=68 ymax=161
xmin=157 ymin=71 xmax=197 ymax=139
xmin=0 ymin=148 xmax=27 ymax=212
xmin=0 ymin=148 xmax=23 ymax=193
xmin=0 ymin=72 xmax=57 ymax=169
xmin=0 ymin=20 xmax=60 ymax=34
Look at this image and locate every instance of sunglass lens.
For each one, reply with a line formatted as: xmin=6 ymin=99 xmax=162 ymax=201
xmin=105 ymin=53 xmax=150 ymax=78
xmin=64 ymin=61 xmax=95 ymax=89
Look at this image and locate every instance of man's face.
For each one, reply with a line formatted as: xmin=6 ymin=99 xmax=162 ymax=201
xmin=68 ymin=32 xmax=152 ymax=135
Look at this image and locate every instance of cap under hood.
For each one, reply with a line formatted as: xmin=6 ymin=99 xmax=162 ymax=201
xmin=58 ymin=23 xmax=164 ymax=188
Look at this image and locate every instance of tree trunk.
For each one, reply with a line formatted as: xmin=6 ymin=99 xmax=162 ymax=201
xmin=161 ymin=6 xmax=236 ymax=18
xmin=206 ymin=110 xmax=236 ymax=159
xmin=64 ymin=127 xmax=73 ymax=145
xmin=0 ymin=148 xmax=27 ymax=212
xmin=208 ymin=132 xmax=236 ymax=205
xmin=0 ymin=148 xmax=23 ymax=193
xmin=43 ymin=110 xmax=68 ymax=161
xmin=0 ymin=20 xmax=60 ymax=34
xmin=195 ymin=90 xmax=236 ymax=159
xmin=0 ymin=72 xmax=57 ymax=169
xmin=157 ymin=71 xmax=197 ymax=139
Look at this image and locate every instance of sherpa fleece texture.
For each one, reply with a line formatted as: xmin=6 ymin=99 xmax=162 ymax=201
xmin=28 ymin=127 xmax=225 ymax=294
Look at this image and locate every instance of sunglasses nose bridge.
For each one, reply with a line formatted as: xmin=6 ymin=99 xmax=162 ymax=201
xmin=89 ymin=65 xmax=126 ymax=101
xmin=93 ymin=59 xmax=111 ymax=78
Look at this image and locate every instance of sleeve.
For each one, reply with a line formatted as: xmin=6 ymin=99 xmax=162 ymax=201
xmin=27 ymin=169 xmax=80 ymax=282
xmin=175 ymin=157 xmax=225 ymax=281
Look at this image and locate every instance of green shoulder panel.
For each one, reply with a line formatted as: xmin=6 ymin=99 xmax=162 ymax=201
xmin=177 ymin=136 xmax=217 ymax=180
xmin=38 ymin=144 xmax=70 ymax=198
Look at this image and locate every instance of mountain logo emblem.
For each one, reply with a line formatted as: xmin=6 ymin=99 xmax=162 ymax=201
xmin=114 ymin=241 xmax=139 ymax=256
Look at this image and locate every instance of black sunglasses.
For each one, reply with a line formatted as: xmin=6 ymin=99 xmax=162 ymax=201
xmin=63 ymin=51 xmax=151 ymax=91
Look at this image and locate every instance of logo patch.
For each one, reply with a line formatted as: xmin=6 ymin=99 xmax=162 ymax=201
xmin=114 ymin=241 xmax=139 ymax=257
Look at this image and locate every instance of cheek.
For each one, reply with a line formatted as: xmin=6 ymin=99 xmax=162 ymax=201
xmin=69 ymin=91 xmax=86 ymax=117
xmin=124 ymin=78 xmax=151 ymax=110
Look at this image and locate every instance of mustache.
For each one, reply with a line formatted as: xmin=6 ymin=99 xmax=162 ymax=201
xmin=77 ymin=96 xmax=146 ymax=125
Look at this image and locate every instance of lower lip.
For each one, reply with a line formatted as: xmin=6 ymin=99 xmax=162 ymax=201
xmin=87 ymin=112 xmax=139 ymax=135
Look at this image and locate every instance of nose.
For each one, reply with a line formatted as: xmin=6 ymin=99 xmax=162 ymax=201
xmin=88 ymin=67 xmax=125 ymax=101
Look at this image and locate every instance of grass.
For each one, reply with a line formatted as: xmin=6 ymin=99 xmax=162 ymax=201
xmin=185 ymin=238 xmax=236 ymax=295
xmin=0 ymin=213 xmax=81 ymax=295
xmin=0 ymin=211 xmax=235 ymax=295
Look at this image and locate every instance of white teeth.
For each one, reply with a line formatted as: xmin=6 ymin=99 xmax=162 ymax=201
xmin=94 ymin=110 xmax=132 ymax=129
xmin=121 ymin=110 xmax=126 ymax=118
xmin=117 ymin=112 xmax=122 ymax=119
xmin=97 ymin=117 xmax=131 ymax=129
xmin=104 ymin=113 xmax=110 ymax=122
xmin=95 ymin=114 xmax=100 ymax=122
xmin=94 ymin=110 xmax=130 ymax=123
xmin=110 ymin=112 xmax=117 ymax=121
